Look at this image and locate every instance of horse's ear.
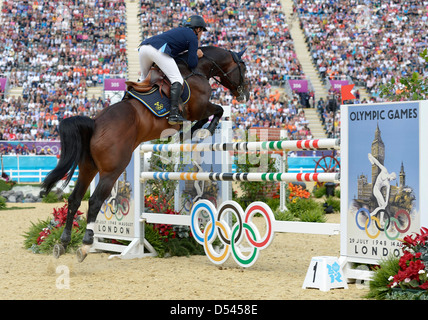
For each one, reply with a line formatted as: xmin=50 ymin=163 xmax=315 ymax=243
xmin=237 ymin=48 xmax=247 ymax=58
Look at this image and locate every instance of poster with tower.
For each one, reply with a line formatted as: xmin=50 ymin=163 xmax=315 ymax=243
xmin=340 ymin=101 xmax=428 ymax=264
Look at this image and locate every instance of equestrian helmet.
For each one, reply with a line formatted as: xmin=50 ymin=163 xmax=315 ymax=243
xmin=184 ymin=15 xmax=207 ymax=31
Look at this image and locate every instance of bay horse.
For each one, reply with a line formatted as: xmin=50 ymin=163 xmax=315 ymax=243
xmin=41 ymin=45 xmax=250 ymax=262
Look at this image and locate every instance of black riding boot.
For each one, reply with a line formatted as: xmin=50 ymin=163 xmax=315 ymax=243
xmin=168 ymin=82 xmax=186 ymax=125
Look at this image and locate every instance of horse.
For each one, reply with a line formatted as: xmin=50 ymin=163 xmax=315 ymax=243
xmin=41 ymin=45 xmax=250 ymax=262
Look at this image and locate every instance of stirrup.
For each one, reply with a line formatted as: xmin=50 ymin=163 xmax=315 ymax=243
xmin=168 ymin=113 xmax=186 ymax=125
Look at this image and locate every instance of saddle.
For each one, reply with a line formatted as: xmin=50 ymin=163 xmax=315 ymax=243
xmin=124 ymin=67 xmax=191 ymax=118
xmin=125 ymin=67 xmax=171 ymax=98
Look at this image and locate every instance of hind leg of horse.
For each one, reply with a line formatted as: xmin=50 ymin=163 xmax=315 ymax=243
xmin=77 ymin=171 xmax=124 ymax=262
xmin=56 ymin=167 xmax=97 ymax=256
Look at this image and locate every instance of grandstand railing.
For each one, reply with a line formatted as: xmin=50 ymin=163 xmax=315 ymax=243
xmin=3 ymin=169 xmax=79 ymax=184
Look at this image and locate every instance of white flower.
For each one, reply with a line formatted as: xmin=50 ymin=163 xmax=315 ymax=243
xmin=405 ymin=278 xmax=411 ymax=283
xmin=388 ymin=276 xmax=394 ymax=281
xmin=418 ymin=269 xmax=426 ymax=274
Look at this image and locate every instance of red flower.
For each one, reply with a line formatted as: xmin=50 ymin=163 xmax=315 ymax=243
xmin=420 ymin=281 xmax=428 ymax=290
xmin=36 ymin=228 xmax=51 ymax=245
xmin=388 ymin=227 xmax=428 ymax=290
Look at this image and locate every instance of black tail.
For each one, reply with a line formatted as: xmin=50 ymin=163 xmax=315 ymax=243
xmin=41 ymin=116 xmax=94 ymax=195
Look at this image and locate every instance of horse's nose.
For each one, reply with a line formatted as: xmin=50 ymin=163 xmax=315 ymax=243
xmin=238 ymin=90 xmax=250 ymax=102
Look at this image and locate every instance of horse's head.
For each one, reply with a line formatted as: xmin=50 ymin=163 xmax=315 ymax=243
xmin=203 ymin=47 xmax=251 ymax=102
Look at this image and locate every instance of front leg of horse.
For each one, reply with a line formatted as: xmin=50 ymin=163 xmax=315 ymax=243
xmin=191 ymin=118 xmax=209 ymax=140
xmin=205 ymin=104 xmax=223 ymax=136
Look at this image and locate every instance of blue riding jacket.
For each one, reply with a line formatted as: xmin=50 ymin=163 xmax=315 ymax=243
xmin=140 ymin=27 xmax=199 ymax=69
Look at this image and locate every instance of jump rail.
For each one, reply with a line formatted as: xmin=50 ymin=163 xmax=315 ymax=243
xmin=140 ymin=172 xmax=340 ymax=183
xmin=140 ymin=138 xmax=340 ymax=153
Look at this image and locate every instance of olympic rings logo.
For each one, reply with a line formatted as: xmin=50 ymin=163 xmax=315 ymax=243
xmin=355 ymin=208 xmax=411 ymax=240
xmin=190 ymin=200 xmax=275 ymax=268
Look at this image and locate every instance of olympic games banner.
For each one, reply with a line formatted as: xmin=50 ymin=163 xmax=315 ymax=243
xmin=340 ymin=101 xmax=428 ymax=264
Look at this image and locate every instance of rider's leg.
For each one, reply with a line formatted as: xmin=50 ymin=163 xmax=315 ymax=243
xmin=168 ymin=82 xmax=186 ymax=124
xmin=138 ymin=45 xmax=157 ymax=81
xmin=149 ymin=51 xmax=186 ymax=124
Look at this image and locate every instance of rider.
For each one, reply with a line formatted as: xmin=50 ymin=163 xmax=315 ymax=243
xmin=138 ymin=15 xmax=207 ymax=125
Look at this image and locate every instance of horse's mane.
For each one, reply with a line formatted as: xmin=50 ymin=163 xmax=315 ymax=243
xmin=175 ymin=46 xmax=229 ymax=68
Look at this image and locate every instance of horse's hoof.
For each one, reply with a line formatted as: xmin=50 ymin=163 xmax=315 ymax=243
xmin=53 ymin=244 xmax=65 ymax=259
xmin=76 ymin=244 xmax=91 ymax=263
xmin=195 ymin=128 xmax=211 ymax=141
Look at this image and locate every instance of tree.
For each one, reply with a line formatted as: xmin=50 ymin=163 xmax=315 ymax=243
xmin=379 ymin=49 xmax=428 ymax=101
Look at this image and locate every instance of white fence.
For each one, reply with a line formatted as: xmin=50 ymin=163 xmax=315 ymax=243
xmin=3 ymin=169 xmax=79 ymax=183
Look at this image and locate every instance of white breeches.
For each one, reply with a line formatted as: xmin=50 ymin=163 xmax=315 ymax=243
xmin=138 ymin=44 xmax=183 ymax=85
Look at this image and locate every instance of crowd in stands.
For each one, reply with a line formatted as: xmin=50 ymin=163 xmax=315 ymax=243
xmin=1 ymin=0 xmax=426 ymax=151
xmin=0 ymin=0 xmax=127 ymax=144
xmin=295 ymin=0 xmax=428 ymax=98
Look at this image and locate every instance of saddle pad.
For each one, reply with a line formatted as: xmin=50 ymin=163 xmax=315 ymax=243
xmin=127 ymin=80 xmax=190 ymax=117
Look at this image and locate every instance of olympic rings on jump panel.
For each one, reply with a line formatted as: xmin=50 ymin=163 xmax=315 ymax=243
xmin=355 ymin=207 xmax=411 ymax=240
xmin=190 ymin=200 xmax=275 ymax=268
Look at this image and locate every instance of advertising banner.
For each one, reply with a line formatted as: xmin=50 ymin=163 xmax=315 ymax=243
xmin=288 ymin=79 xmax=308 ymax=93
xmin=104 ymin=78 xmax=127 ymax=91
xmin=329 ymin=80 xmax=349 ymax=92
xmin=0 ymin=78 xmax=7 ymax=92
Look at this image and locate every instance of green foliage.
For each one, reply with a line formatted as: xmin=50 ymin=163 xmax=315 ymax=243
xmin=144 ymin=223 xmax=204 ymax=258
xmin=23 ymin=202 xmax=86 ymax=254
xmin=285 ymin=197 xmax=326 ymax=223
xmin=379 ymin=49 xmax=428 ymax=101
xmin=232 ymin=131 xmax=280 ymax=204
xmin=264 ymin=197 xmax=280 ymax=212
xmin=23 ymin=216 xmax=87 ymax=254
xmin=41 ymin=192 xmax=61 ymax=203
xmin=324 ymin=196 xmax=340 ymax=212
xmin=298 ymin=206 xmax=326 ymax=222
xmin=312 ymin=185 xmax=326 ymax=198
xmin=0 ymin=196 xmax=6 ymax=209
xmin=365 ymin=256 xmax=400 ymax=300
xmin=37 ymin=222 xmax=86 ymax=254
xmin=234 ymin=154 xmax=277 ymax=203
xmin=23 ymin=217 xmax=52 ymax=252
xmin=143 ymin=139 xmax=185 ymax=211
xmin=61 ymin=190 xmax=90 ymax=201
xmin=0 ymin=179 xmax=14 ymax=192
xmin=334 ymin=188 xmax=340 ymax=198
xmin=144 ymin=224 xmax=168 ymax=257
xmin=274 ymin=208 xmax=296 ymax=221
xmin=162 ymin=237 xmax=205 ymax=257
xmin=386 ymin=289 xmax=428 ymax=300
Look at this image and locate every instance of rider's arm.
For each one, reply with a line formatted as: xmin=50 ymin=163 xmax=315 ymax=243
xmin=187 ymin=35 xmax=200 ymax=69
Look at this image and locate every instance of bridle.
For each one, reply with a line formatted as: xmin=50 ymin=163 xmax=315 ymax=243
xmin=204 ymin=50 xmax=247 ymax=100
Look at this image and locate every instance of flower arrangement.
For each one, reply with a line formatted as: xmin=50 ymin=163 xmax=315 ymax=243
xmin=144 ymin=194 xmax=203 ymax=257
xmin=24 ymin=201 xmax=86 ymax=254
xmin=288 ymin=182 xmax=310 ymax=203
xmin=388 ymin=227 xmax=428 ymax=291
xmin=145 ymin=194 xmax=178 ymax=241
